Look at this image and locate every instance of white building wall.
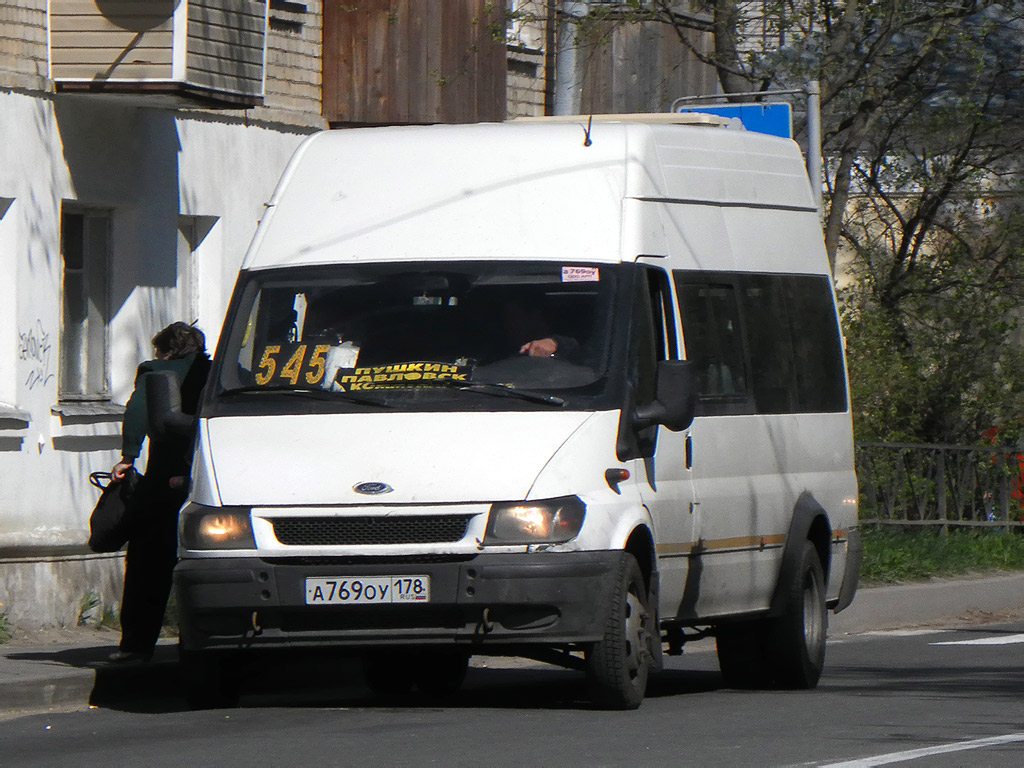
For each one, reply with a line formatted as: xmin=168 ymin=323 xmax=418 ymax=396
xmin=2 ymin=91 xmax=76 ymax=542
xmin=0 ymin=89 xmax=314 ymax=627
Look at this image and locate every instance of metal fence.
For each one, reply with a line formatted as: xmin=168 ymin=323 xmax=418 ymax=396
xmin=856 ymin=442 xmax=1024 ymax=530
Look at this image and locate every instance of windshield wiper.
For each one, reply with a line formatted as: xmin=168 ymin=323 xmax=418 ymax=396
xmin=219 ymin=384 xmax=392 ymax=408
xmin=450 ymin=381 xmax=565 ymax=406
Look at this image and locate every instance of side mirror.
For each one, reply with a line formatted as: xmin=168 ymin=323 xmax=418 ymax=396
xmin=144 ymin=370 xmax=194 ymax=440
xmin=635 ymin=360 xmax=698 ymax=432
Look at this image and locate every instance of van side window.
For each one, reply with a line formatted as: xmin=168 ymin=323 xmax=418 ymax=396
xmin=676 ymin=281 xmax=751 ymax=414
xmin=674 ymin=271 xmax=847 ymax=416
xmin=741 ymin=276 xmax=797 ymax=413
xmin=780 ymin=276 xmax=848 ymax=412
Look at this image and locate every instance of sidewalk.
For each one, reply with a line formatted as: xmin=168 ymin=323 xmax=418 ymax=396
xmin=830 ymin=571 xmax=1024 ymax=635
xmin=3 ymin=572 xmax=1024 ymax=716
xmin=0 ymin=630 xmax=181 ymax=715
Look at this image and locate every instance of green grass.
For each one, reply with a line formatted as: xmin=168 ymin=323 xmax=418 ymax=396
xmin=861 ymin=527 xmax=1024 ymax=585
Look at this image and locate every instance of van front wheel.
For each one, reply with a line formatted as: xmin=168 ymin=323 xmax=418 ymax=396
xmin=585 ymin=553 xmax=650 ymax=710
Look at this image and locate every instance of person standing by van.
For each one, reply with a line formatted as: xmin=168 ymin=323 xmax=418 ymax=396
xmin=108 ymin=322 xmax=211 ymax=663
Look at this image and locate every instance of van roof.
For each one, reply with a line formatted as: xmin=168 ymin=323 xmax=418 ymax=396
xmin=243 ymin=118 xmax=816 ymax=271
xmin=513 ymin=112 xmax=738 ymax=127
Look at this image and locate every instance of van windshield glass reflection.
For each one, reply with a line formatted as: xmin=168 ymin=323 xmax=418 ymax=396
xmin=219 ymin=262 xmax=620 ymax=407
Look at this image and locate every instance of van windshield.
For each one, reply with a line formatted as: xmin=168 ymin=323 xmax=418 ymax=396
xmin=215 ymin=261 xmax=623 ymax=410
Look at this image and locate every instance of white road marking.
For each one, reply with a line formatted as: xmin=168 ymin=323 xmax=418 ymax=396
xmin=819 ymin=733 xmax=1024 ymax=767
xmin=931 ymin=633 xmax=1024 ymax=646
xmin=860 ymin=630 xmax=950 ymax=638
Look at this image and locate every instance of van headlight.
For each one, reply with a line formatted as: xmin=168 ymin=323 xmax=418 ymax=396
xmin=180 ymin=504 xmax=255 ymax=550
xmin=483 ymin=496 xmax=585 ymax=545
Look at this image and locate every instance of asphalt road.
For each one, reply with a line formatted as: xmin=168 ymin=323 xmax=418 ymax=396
xmin=2 ymin=621 xmax=1022 ymax=768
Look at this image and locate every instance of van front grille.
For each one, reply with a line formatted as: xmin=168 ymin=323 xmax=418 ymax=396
xmin=269 ymin=515 xmax=476 ymax=546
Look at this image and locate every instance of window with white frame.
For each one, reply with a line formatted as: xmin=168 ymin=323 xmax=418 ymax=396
xmin=60 ymin=207 xmax=111 ymax=399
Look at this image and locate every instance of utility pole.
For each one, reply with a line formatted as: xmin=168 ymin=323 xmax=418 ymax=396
xmin=806 ymin=80 xmax=823 ymax=218
xmin=553 ymin=1 xmax=588 ymax=115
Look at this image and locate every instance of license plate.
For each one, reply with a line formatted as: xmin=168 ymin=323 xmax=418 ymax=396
xmin=305 ymin=575 xmax=430 ymax=605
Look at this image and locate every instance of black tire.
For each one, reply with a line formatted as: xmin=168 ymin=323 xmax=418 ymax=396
xmin=585 ymin=553 xmax=651 ymax=710
xmin=647 ymin=603 xmax=665 ymax=675
xmin=181 ymin=649 xmax=241 ymax=710
xmin=413 ymin=650 xmax=470 ymax=697
xmin=768 ymin=540 xmax=827 ymax=689
xmin=715 ymin=541 xmax=826 ymax=690
xmin=362 ymin=651 xmax=415 ymax=695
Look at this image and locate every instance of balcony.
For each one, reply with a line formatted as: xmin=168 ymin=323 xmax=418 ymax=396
xmin=50 ymin=0 xmax=267 ymax=107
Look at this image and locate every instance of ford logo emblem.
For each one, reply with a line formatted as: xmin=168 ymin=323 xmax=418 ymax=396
xmin=353 ymin=481 xmax=393 ymax=495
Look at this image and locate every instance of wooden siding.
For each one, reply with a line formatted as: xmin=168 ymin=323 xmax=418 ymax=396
xmin=0 ymin=0 xmax=49 ymax=86
xmin=50 ymin=0 xmax=175 ymax=81
xmin=263 ymin=0 xmax=322 ymax=116
xmin=324 ymin=0 xmax=506 ymax=125
xmin=579 ymin=19 xmax=718 ymax=115
xmin=186 ymin=0 xmax=267 ymax=97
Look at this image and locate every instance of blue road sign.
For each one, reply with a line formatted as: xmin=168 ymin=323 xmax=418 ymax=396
xmin=676 ymin=102 xmax=792 ymax=139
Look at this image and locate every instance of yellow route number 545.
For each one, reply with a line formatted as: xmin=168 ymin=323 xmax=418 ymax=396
xmin=255 ymin=343 xmax=332 ymax=386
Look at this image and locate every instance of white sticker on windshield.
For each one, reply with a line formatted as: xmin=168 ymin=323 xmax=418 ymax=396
xmin=562 ymin=267 xmax=600 ymax=283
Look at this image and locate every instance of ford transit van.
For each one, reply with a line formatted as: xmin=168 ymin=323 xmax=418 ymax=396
xmin=164 ymin=115 xmax=861 ymax=709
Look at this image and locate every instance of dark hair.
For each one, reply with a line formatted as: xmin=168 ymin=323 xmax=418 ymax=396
xmin=152 ymin=322 xmax=206 ymax=359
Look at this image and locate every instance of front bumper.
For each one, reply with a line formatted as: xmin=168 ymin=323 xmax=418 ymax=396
xmin=174 ymin=551 xmax=621 ymax=652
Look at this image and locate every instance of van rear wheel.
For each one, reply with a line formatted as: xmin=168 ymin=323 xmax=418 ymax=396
xmin=585 ymin=553 xmax=650 ymax=710
xmin=769 ymin=541 xmax=827 ymax=688
xmin=715 ymin=541 xmax=826 ymax=689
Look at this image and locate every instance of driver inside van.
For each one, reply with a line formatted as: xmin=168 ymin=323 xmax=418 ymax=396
xmin=519 ymin=337 xmax=560 ymax=357
xmin=503 ymin=299 xmax=580 ymax=360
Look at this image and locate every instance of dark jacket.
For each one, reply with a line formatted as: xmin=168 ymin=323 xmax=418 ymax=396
xmin=121 ymin=352 xmax=212 ymax=479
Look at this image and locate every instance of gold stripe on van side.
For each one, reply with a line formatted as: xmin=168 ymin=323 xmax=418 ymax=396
xmin=656 ymin=534 xmax=787 ymax=558
xmin=656 ymin=542 xmax=700 ymax=557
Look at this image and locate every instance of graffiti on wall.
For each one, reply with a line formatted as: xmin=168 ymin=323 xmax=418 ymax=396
xmin=18 ymin=320 xmax=55 ymax=390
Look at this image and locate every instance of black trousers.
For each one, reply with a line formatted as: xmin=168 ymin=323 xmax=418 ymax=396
xmin=118 ymin=475 xmax=186 ymax=653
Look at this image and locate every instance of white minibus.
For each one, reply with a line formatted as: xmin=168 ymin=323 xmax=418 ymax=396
xmin=157 ymin=115 xmax=861 ymax=709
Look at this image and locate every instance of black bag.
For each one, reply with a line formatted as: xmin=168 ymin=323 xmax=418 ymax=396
xmin=87 ymin=469 xmax=141 ymax=553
